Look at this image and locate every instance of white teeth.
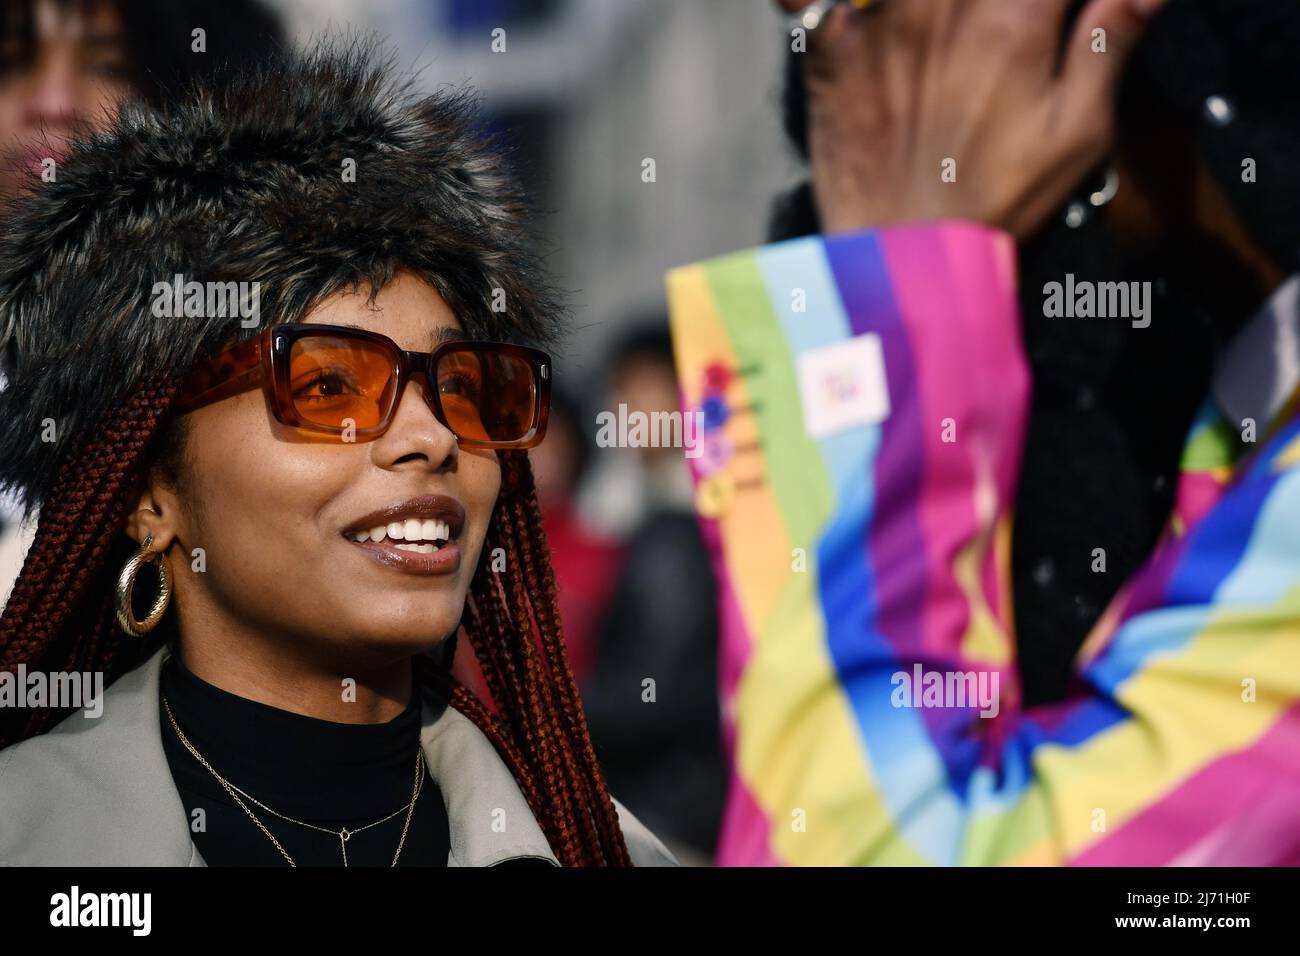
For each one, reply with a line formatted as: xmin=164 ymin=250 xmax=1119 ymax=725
xmin=394 ymin=542 xmax=436 ymax=554
xmin=349 ymin=515 xmax=454 ymax=546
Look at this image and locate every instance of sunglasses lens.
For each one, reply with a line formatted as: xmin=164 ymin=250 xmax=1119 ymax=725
xmin=285 ymin=332 xmax=541 ymax=445
xmin=436 ymin=348 xmax=538 ymax=444
xmin=287 ymin=335 xmax=396 ymax=429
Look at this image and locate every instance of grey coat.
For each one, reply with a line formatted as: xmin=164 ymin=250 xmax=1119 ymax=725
xmin=0 ymin=644 xmax=679 ymax=867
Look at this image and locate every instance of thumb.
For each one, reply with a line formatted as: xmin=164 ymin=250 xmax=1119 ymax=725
xmin=1060 ymin=0 xmax=1169 ymax=132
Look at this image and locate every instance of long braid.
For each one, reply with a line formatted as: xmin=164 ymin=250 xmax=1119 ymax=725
xmin=499 ymin=457 xmax=605 ymax=863
xmin=510 ymin=461 xmax=633 ymax=866
xmin=1 ymin=376 xmax=172 ymax=647
xmin=496 ymin=485 xmax=585 ymax=859
xmin=0 ymin=376 xmax=180 ymax=744
xmin=460 ymin=526 xmax=600 ymax=863
xmin=467 ymin=534 xmax=532 ymax=737
xmin=0 ymin=381 xmax=634 ymax=866
xmin=503 ymin=455 xmax=632 ymax=865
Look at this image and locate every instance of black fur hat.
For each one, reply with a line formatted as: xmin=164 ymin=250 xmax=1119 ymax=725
xmin=0 ymin=38 xmax=562 ymax=518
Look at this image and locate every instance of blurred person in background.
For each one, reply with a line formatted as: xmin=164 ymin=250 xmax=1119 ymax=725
xmin=0 ymin=0 xmax=284 ymax=198
xmin=529 ymin=382 xmax=622 ymax=684
xmin=581 ymin=321 xmax=727 ymax=865
xmin=0 ymin=0 xmax=285 ymax=607
xmin=582 ymin=324 xmax=698 ymax=535
xmin=667 ymin=0 xmax=1300 ymax=864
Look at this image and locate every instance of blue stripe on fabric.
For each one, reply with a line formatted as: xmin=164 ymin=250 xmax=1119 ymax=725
xmin=817 ymin=230 xmax=965 ymax=864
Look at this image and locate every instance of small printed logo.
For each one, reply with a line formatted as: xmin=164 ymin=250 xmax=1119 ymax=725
xmin=150 ymin=273 xmax=261 ymax=327
xmin=0 ymin=665 xmax=103 ymax=717
xmin=796 ymin=334 xmax=890 ymax=439
xmin=49 ymin=886 xmax=151 ymax=936
xmin=594 ymin=403 xmax=705 ymax=459
xmin=1042 ymin=273 xmax=1152 ymax=328
xmin=891 ymin=663 xmax=1000 ymax=718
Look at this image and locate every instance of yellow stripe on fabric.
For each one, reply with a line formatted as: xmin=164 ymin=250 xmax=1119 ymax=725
xmin=666 ymin=265 xmax=771 ymax=648
xmin=957 ymin=515 xmax=1013 ymax=667
xmin=962 ymin=787 xmax=1056 ymax=866
xmin=706 ymin=252 xmax=897 ymax=866
xmin=1272 ymin=431 xmax=1300 ymax=471
xmin=1024 ymin=599 xmax=1300 ymax=864
xmin=666 ymin=263 xmax=879 ymax=865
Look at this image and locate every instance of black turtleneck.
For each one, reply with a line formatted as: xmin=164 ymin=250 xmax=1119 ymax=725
xmin=158 ymin=650 xmax=451 ymax=866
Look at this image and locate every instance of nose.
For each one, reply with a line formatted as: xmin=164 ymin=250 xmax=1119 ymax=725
xmin=23 ymin=49 xmax=78 ymax=132
xmin=370 ymin=374 xmax=459 ymax=473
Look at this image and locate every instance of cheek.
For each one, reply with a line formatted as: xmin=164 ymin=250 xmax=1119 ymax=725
xmin=458 ymin=451 xmax=503 ymax=566
xmin=80 ymin=82 xmax=126 ymax=124
xmin=182 ymin=402 xmax=352 ymax=586
xmin=0 ymin=90 xmax=20 ymax=131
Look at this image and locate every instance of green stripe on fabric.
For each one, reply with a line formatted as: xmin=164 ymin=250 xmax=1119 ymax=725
xmin=702 ymin=251 xmax=833 ymax=549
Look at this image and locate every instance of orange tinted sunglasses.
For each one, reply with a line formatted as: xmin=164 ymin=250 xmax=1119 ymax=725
xmin=173 ymin=323 xmax=551 ymax=449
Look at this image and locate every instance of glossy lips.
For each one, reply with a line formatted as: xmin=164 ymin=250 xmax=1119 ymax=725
xmin=341 ymin=494 xmax=466 ymax=575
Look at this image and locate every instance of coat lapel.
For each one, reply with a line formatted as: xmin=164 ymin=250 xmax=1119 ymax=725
xmin=1 ymin=642 xmax=558 ymax=866
xmin=420 ymin=694 xmax=559 ymax=866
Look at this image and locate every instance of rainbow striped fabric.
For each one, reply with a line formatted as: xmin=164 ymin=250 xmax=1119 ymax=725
xmin=665 ymin=221 xmax=1300 ymax=866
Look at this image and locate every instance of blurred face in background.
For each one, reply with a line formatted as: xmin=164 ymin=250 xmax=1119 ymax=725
xmin=529 ymin=405 xmax=583 ymax=509
xmin=0 ymin=0 xmax=130 ymax=197
xmin=612 ymin=353 xmax=681 ymax=467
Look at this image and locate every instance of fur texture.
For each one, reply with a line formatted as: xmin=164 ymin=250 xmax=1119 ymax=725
xmin=0 ymin=38 xmax=563 ymax=518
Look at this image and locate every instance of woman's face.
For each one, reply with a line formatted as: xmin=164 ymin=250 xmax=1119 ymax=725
xmin=0 ymin=0 xmax=131 ymax=198
xmin=155 ymin=273 xmax=501 ymax=666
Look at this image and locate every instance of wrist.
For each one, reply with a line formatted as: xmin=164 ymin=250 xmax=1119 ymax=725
xmin=807 ymin=119 xmax=896 ymax=233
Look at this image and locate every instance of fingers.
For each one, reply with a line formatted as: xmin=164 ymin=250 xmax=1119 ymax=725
xmin=1060 ymin=0 xmax=1169 ymax=125
xmin=779 ymin=0 xmax=848 ymax=46
xmin=1018 ymin=0 xmax=1089 ymax=62
xmin=797 ymin=2 xmax=872 ymax=81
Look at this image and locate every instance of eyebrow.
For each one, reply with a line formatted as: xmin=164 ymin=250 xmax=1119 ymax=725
xmin=432 ymin=326 xmax=468 ymax=346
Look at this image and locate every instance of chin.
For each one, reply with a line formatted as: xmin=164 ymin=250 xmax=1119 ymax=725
xmin=342 ymin=608 xmax=463 ymax=655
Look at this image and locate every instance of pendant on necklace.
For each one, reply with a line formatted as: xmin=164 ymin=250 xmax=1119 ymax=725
xmin=340 ymin=828 xmax=352 ymax=842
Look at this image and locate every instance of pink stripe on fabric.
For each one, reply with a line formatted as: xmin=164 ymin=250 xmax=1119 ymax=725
xmin=690 ymin=457 xmax=773 ymax=865
xmin=715 ymin=765 xmax=782 ymax=867
xmin=1171 ymin=471 xmax=1228 ymax=536
xmin=878 ymin=226 xmax=984 ymax=660
xmin=940 ymin=225 xmax=1028 ymax=637
xmin=1071 ymin=699 xmax=1300 ymax=865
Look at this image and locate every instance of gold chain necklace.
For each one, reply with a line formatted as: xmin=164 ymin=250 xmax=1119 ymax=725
xmin=162 ymin=693 xmax=425 ymax=867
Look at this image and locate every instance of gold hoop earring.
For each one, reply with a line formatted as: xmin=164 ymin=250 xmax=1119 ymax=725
xmin=114 ymin=532 xmax=173 ymax=637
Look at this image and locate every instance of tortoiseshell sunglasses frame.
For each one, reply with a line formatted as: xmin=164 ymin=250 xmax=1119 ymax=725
xmin=172 ymin=323 xmax=551 ymax=450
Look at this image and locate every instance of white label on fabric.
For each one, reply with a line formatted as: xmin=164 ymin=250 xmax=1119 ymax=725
xmin=796 ymin=333 xmax=890 ymax=438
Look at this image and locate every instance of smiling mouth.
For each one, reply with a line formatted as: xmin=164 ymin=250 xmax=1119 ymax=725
xmin=341 ymin=494 xmax=466 ymax=576
xmin=347 ymin=518 xmax=452 ymax=553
